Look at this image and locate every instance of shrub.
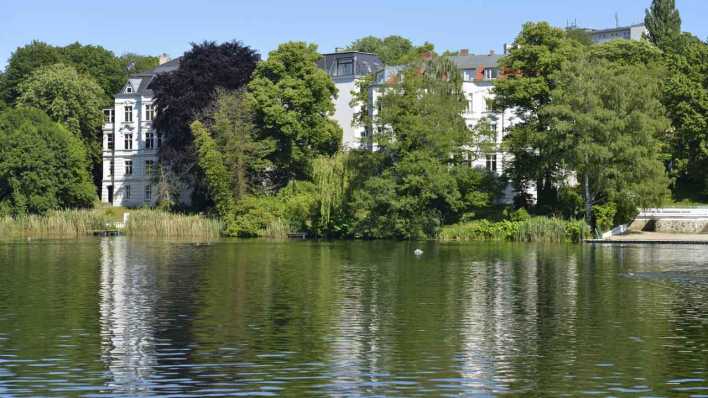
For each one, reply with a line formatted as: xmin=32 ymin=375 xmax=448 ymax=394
xmin=439 ymin=217 xmax=590 ymax=243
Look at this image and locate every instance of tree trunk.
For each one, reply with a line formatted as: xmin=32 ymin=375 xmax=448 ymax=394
xmin=584 ymin=173 xmax=593 ymax=228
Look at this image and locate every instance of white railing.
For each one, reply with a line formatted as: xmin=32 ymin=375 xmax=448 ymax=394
xmin=636 ymin=208 xmax=708 ymax=219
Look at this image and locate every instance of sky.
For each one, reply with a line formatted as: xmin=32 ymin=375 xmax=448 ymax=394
xmin=2 ymin=0 xmax=707 ymax=68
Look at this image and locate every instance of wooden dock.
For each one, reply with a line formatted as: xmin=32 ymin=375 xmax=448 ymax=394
xmin=586 ymin=231 xmax=708 ymax=245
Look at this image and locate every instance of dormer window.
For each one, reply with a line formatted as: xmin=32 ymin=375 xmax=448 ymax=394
xmin=335 ymin=58 xmax=354 ymax=76
xmin=126 ymin=86 xmax=133 ymax=93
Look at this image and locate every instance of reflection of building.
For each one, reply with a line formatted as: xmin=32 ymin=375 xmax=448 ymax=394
xmin=317 ymin=51 xmax=383 ymax=150
xmin=99 ymin=237 xmax=158 ymax=394
xmin=101 ymin=58 xmax=180 ymax=207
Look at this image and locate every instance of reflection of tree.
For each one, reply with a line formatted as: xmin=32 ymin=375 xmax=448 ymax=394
xmin=99 ymin=237 xmax=159 ymax=395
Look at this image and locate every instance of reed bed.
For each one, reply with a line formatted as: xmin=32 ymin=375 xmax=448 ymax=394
xmin=123 ymin=209 xmax=222 ymax=239
xmin=439 ymin=217 xmax=590 ymax=243
xmin=0 ymin=209 xmax=110 ymax=238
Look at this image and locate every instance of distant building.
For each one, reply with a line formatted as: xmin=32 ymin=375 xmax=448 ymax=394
xmin=317 ymin=51 xmax=383 ymax=150
xmin=585 ymin=23 xmax=648 ymax=44
xmin=100 ymin=58 xmax=180 ymax=207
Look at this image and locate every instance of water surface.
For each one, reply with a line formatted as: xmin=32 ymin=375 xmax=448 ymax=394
xmin=0 ymin=238 xmax=707 ymax=396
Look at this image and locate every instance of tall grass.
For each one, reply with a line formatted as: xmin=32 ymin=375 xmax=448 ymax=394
xmin=123 ymin=209 xmax=222 ymax=239
xmin=0 ymin=209 xmax=110 ymax=238
xmin=439 ymin=217 xmax=590 ymax=243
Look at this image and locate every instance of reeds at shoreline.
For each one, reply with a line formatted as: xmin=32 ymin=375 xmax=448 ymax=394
xmin=439 ymin=217 xmax=590 ymax=243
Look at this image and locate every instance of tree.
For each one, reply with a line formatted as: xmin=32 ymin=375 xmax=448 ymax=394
xmin=565 ymin=28 xmax=593 ymax=46
xmin=645 ymin=0 xmax=682 ymax=49
xmin=0 ymin=108 xmax=95 ymax=215
xmin=16 ymin=63 xmax=107 ymax=182
xmin=60 ymin=42 xmax=127 ymax=97
xmin=544 ymin=59 xmax=670 ymax=227
xmin=491 ymin=22 xmax=582 ymax=210
xmin=247 ymin=41 xmax=341 ymax=186
xmin=119 ymin=53 xmax=159 ymax=74
xmin=347 ymin=35 xmax=434 ymax=65
xmin=190 ymin=121 xmax=236 ymax=230
xmin=350 ymin=57 xmax=498 ymax=239
xmin=152 ymin=40 xmax=259 ymax=168
xmin=205 ymin=89 xmax=275 ymax=198
xmin=1 ymin=41 xmax=63 ymax=103
xmin=588 ymin=39 xmax=663 ymax=66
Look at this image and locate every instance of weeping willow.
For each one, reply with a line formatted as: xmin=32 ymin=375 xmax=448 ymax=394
xmin=312 ymin=152 xmax=353 ymax=230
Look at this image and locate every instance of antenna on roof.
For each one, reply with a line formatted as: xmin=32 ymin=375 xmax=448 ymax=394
xmin=615 ymin=12 xmax=619 ymax=28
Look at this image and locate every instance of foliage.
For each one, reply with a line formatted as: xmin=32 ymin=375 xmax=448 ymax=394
xmin=16 ymin=63 xmax=107 ymax=174
xmin=588 ymin=39 xmax=663 ymax=66
xmin=347 ymin=35 xmax=435 ymax=65
xmin=644 ymin=0 xmax=682 ymax=49
xmin=118 ymin=53 xmax=159 ymax=73
xmin=206 ymin=89 xmax=275 ymax=198
xmin=0 ymin=209 xmax=110 ymax=237
xmin=565 ymin=28 xmax=593 ymax=46
xmin=543 ymin=58 xmax=670 ymax=225
xmin=0 ymin=108 xmax=95 ymax=215
xmin=439 ymin=217 xmax=590 ymax=243
xmin=123 ymin=209 xmax=222 ymax=239
xmin=1 ymin=41 xmax=129 ymax=103
xmin=311 ymin=152 xmax=355 ymax=237
xmin=492 ymin=22 xmax=582 ymax=209
xmin=152 ymin=40 xmax=260 ymax=199
xmin=190 ymin=121 xmax=236 ymax=232
xmin=247 ymin=41 xmax=341 ymax=186
xmin=592 ymin=203 xmax=617 ymax=233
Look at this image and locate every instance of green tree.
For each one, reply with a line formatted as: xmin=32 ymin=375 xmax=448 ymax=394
xmin=16 ymin=63 xmax=107 ymax=180
xmin=206 ymin=89 xmax=275 ymax=198
xmin=350 ymin=57 xmax=497 ymax=239
xmin=190 ymin=120 xmax=236 ymax=230
xmin=347 ymin=35 xmax=434 ymax=65
xmin=60 ymin=42 xmax=127 ymax=97
xmin=248 ymin=41 xmax=341 ymax=186
xmin=0 ymin=108 xmax=95 ymax=215
xmin=644 ymin=0 xmax=682 ymax=49
xmin=565 ymin=28 xmax=593 ymax=46
xmin=544 ymin=59 xmax=670 ymax=226
xmin=1 ymin=41 xmax=63 ymax=103
xmin=492 ymin=22 xmax=582 ymax=210
xmin=119 ymin=53 xmax=160 ymax=74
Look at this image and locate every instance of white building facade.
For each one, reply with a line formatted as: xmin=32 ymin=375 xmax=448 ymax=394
xmin=317 ymin=51 xmax=383 ymax=150
xmin=100 ymin=59 xmax=179 ymax=207
xmin=586 ymin=23 xmax=648 ymax=44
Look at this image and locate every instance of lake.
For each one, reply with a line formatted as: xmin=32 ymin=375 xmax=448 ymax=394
xmin=0 ymin=238 xmax=707 ymax=397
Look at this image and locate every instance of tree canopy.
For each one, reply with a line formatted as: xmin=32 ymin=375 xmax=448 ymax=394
xmin=347 ymin=35 xmax=434 ymax=65
xmin=152 ymin=40 xmax=260 ymax=164
xmin=16 ymin=63 xmax=106 ymax=177
xmin=645 ymin=0 xmax=682 ymax=49
xmin=0 ymin=108 xmax=95 ymax=215
xmin=544 ymin=58 xmax=670 ymax=225
xmin=247 ymin=41 xmax=341 ymax=187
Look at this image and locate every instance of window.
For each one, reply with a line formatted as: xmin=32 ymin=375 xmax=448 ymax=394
xmin=126 ymin=85 xmax=133 ymax=94
xmin=336 ymin=58 xmax=354 ymax=76
xmin=491 ymin=122 xmax=498 ymax=133
xmin=144 ymin=184 xmax=152 ymax=202
xmin=145 ymin=104 xmax=155 ymax=121
xmin=124 ymin=134 xmax=133 ymax=150
xmin=467 ymin=98 xmax=474 ymax=113
xmin=106 ymin=134 xmax=114 ymax=150
xmin=145 ymin=132 xmax=154 ymax=149
xmin=463 ymin=69 xmax=475 ymax=81
xmin=125 ymin=160 xmax=133 ymax=176
xmin=157 ymin=132 xmax=162 ymax=148
xmin=103 ymin=109 xmax=114 ymax=124
xmin=124 ymin=185 xmax=131 ymax=200
xmin=108 ymin=160 xmax=114 ymax=176
xmin=124 ymin=105 xmax=133 ymax=122
xmin=486 ymin=154 xmax=497 ymax=173
xmin=145 ymin=160 xmax=154 ymax=176
xmin=485 ymin=68 xmax=499 ymax=80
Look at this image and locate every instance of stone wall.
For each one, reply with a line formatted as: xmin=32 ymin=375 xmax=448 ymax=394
xmin=654 ymin=219 xmax=708 ymax=234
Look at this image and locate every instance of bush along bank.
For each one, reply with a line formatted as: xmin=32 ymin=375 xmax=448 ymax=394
xmin=438 ymin=217 xmax=591 ymax=243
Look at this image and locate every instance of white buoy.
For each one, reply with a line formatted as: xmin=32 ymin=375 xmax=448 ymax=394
xmin=414 ymin=249 xmax=423 ymax=256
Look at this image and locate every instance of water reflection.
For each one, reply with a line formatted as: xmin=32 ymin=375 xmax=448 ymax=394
xmin=0 ymin=240 xmax=706 ymax=396
xmin=99 ymin=237 xmax=159 ymax=395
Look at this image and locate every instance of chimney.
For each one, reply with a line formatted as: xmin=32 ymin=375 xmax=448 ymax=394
xmin=459 ymin=49 xmax=469 ymax=56
xmin=158 ymin=53 xmax=171 ymax=65
xmin=489 ymin=49 xmax=496 ymax=56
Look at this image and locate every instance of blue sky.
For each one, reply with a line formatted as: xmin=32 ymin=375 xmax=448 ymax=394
xmin=2 ymin=0 xmax=706 ymax=68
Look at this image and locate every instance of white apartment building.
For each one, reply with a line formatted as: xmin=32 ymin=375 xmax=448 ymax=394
xmin=317 ymin=51 xmax=383 ymax=150
xmin=585 ymin=23 xmax=648 ymax=44
xmin=101 ymin=59 xmax=179 ymax=207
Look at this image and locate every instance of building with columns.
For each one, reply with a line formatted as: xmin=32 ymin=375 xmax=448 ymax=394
xmin=100 ymin=58 xmax=179 ymax=207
